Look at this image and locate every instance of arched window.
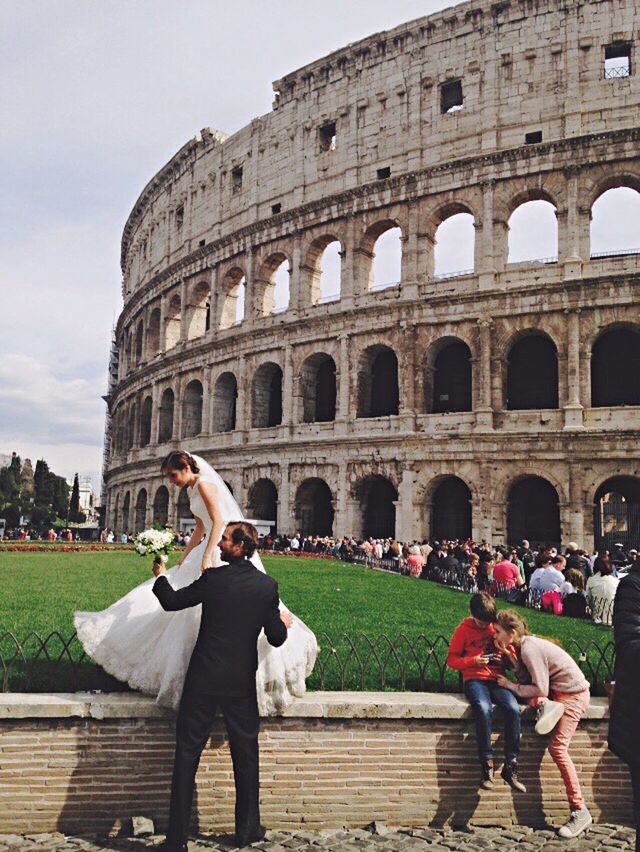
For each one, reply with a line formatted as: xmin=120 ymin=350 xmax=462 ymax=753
xmin=121 ymin=492 xmax=131 ymax=534
xmin=507 ymin=200 xmax=558 ymax=264
xmin=127 ymin=405 xmax=137 ymax=450
xmin=165 ymin=294 xmax=182 ymax=350
xmin=357 ymin=475 xmax=398 ymax=539
xmin=506 ymin=335 xmax=558 ymax=410
xmin=220 ymin=269 xmax=246 ymax=329
xmin=594 ymin=476 xmax=640 ymax=553
xmin=358 ymin=345 xmax=399 ymax=418
xmin=153 ymin=485 xmax=169 ymax=527
xmin=369 ymin=225 xmax=402 ymax=291
xmin=182 ymin=380 xmax=203 ymax=438
xmin=300 ymin=354 xmax=337 ymax=423
xmin=591 ymin=187 xmax=640 ymax=257
xmin=308 ymin=238 xmax=341 ymax=304
xmin=134 ymin=489 xmax=147 ymax=533
xmin=139 ymin=396 xmax=152 ymax=447
xmin=434 ymin=212 xmax=475 ymax=278
xmin=147 ymin=308 xmax=161 ymax=357
xmin=426 ymin=340 xmax=472 ymax=413
xmin=430 ymin=477 xmax=472 ymax=541
xmin=295 ymin=479 xmax=334 ymax=536
xmin=158 ymin=388 xmax=174 ymax=443
xmin=252 ymin=363 xmax=283 ymax=428
xmin=247 ymin=479 xmax=278 ymax=532
xmin=135 ymin=321 xmax=144 ymax=362
xmin=177 ymin=487 xmax=193 ymax=527
xmin=507 ymin=476 xmax=560 ymax=547
xmin=261 ymin=255 xmax=290 ymax=315
xmin=592 ymin=327 xmax=640 ymax=406
xmin=187 ymin=281 xmax=211 ymax=340
xmin=213 ymin=372 xmax=238 ymax=432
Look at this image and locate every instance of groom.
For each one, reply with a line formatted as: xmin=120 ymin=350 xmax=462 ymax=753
xmin=152 ymin=521 xmax=292 ymax=851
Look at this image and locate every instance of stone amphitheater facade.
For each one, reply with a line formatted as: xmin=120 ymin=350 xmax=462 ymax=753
xmin=105 ymin=0 xmax=640 ymax=551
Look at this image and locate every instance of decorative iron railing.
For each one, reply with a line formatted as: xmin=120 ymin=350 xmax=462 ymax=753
xmin=604 ymin=64 xmax=631 ymax=79
xmin=0 ymin=629 xmax=615 ymax=696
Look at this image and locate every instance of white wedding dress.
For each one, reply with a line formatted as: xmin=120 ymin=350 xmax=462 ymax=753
xmin=74 ymin=457 xmax=318 ymax=714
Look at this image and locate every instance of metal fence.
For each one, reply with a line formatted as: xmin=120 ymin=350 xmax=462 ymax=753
xmin=0 ymin=628 xmax=615 ymax=697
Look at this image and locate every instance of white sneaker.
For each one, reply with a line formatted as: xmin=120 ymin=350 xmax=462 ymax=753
xmin=557 ymin=808 xmax=593 ymax=838
xmin=534 ymin=699 xmax=565 ymax=735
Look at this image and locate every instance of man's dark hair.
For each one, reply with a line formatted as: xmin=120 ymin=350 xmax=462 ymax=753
xmin=226 ymin=521 xmax=259 ymax=558
xmin=469 ymin=592 xmax=497 ymax=623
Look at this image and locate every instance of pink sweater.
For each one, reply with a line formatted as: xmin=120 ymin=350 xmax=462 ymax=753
xmin=512 ymin=636 xmax=589 ymax=699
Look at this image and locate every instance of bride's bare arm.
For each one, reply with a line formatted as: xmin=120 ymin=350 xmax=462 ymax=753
xmin=178 ymin=517 xmax=205 ymax=566
xmin=197 ymin=481 xmax=224 ymax=571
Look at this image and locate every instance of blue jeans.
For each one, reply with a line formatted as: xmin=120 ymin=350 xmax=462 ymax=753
xmin=464 ymin=679 xmax=521 ymax=765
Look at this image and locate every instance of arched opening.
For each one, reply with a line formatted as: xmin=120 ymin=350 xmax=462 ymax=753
xmin=252 ymin=363 xmax=283 ymax=428
xmin=139 ymin=396 xmax=152 ymax=447
xmin=153 ymin=485 xmax=169 ymax=527
xmin=369 ymin=225 xmax=402 ymax=291
xmin=358 ymin=345 xmax=399 ymax=418
xmin=213 ymin=372 xmax=237 ymax=432
xmin=594 ymin=476 xmax=640 ymax=553
xmin=300 ymin=353 xmax=336 ymax=423
xmin=591 ymin=186 xmax=640 ymax=257
xmin=507 ymin=476 xmax=561 ymax=547
xmin=182 ymin=380 xmax=203 ymax=438
xmin=113 ymin=493 xmax=120 ymax=533
xmin=187 ymin=281 xmax=211 ymax=340
xmin=147 ymin=308 xmax=161 ymax=358
xmin=434 ymin=212 xmax=475 ymax=278
xmin=309 ymin=238 xmax=341 ymax=304
xmin=357 ymin=475 xmax=397 ymax=539
xmin=177 ymin=486 xmax=193 ymax=527
xmin=220 ymin=269 xmax=246 ymax=329
xmin=295 ymin=478 xmax=334 ymax=536
xmin=121 ymin=492 xmax=131 ymax=534
xmin=126 ymin=405 xmax=137 ymax=450
xmin=431 ymin=477 xmax=472 ymax=541
xmin=158 ymin=388 xmax=174 ymax=443
xmin=507 ymin=199 xmax=558 ymax=264
xmin=426 ymin=339 xmax=472 ymax=413
xmin=134 ymin=489 xmax=147 ymax=533
xmin=261 ymin=255 xmax=290 ymax=315
xmin=247 ymin=479 xmax=278 ymax=531
xmin=135 ymin=321 xmax=144 ymax=363
xmin=507 ymin=334 xmax=558 ymax=410
xmin=591 ymin=327 xmax=640 ymax=407
xmin=165 ymin=294 xmax=182 ymax=350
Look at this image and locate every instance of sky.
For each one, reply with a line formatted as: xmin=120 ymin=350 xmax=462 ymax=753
xmin=1 ymin=0 xmax=637 ymax=494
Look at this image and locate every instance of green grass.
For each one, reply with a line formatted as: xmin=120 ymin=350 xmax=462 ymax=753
xmin=0 ymin=551 xmax=614 ymax=694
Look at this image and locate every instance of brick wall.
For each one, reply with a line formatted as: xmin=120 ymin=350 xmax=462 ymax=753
xmin=0 ymin=693 xmax=632 ymax=836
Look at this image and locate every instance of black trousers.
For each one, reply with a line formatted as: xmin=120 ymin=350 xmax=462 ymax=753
xmin=630 ymin=763 xmax=640 ymax=852
xmin=166 ymin=690 xmax=261 ymax=845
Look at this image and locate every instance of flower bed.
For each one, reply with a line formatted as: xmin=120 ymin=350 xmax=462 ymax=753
xmin=0 ymin=543 xmax=136 ymax=553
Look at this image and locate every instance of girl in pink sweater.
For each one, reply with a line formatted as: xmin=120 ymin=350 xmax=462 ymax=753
xmin=494 ymin=609 xmax=592 ymax=840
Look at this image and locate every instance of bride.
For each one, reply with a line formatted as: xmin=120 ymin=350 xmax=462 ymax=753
xmin=74 ymin=451 xmax=318 ymax=714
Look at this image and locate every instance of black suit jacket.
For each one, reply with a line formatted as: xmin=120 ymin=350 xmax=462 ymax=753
xmin=153 ymin=558 xmax=288 ymax=698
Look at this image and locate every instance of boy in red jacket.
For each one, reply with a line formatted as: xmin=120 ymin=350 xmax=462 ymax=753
xmin=447 ymin=592 xmax=525 ymax=792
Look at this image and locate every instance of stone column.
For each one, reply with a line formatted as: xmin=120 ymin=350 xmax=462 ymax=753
xmin=282 ymin=344 xmax=294 ymax=430
xmin=397 ymin=469 xmax=418 ymax=543
xmin=207 ymin=268 xmax=218 ymax=342
xmin=288 ymin=233 xmax=302 ymax=317
xmin=159 ymin=293 xmax=167 ymax=354
xmin=336 ymin=333 xmax=351 ymax=435
xmin=475 ymin=320 xmax=494 ymax=430
xmin=277 ymin=462 xmax=292 ymax=534
xmin=399 ymin=323 xmax=417 ymax=431
xmin=564 ymin=309 xmax=584 ymax=430
xmin=402 ymin=200 xmax=426 ymax=293
xmin=201 ymin=370 xmax=212 ymax=436
xmin=338 ymin=216 xmax=359 ymax=307
xmin=561 ymin=167 xmax=587 ymax=278
xmin=335 ymin=463 xmax=350 ymax=539
xmin=174 ymin=376 xmax=184 ymax=440
xmin=567 ymin=464 xmax=585 ymax=549
xmin=234 ymin=355 xmax=248 ymax=443
xmin=243 ymin=248 xmax=256 ymax=330
xmin=150 ymin=382 xmax=160 ymax=445
xmin=477 ymin=180 xmax=497 ymax=289
xmin=179 ymin=279 xmax=188 ymax=342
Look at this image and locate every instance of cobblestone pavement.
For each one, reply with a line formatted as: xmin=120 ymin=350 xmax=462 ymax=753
xmin=0 ymin=824 xmax=635 ymax=852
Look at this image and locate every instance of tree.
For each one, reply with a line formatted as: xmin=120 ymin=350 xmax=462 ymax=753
xmin=68 ymin=473 xmax=86 ymax=524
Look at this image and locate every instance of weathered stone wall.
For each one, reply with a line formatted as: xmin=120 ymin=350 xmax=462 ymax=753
xmin=105 ymin=0 xmax=640 ymax=548
xmin=0 ymin=693 xmax=631 ymax=835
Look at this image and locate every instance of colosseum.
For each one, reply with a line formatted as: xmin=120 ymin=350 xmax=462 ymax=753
xmin=104 ymin=0 xmax=640 ymax=553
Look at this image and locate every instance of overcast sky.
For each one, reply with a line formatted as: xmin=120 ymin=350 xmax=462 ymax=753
xmin=1 ymin=0 xmax=636 ymax=493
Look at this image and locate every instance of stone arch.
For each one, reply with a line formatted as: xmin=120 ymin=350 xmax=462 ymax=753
xmin=299 ymin=353 xmax=336 ymax=423
xmin=305 ymin=235 xmax=342 ymax=304
xmin=158 ymin=388 xmax=174 ymax=443
xmin=121 ymin=491 xmax=131 ymax=534
xmin=186 ymin=280 xmax=211 ymax=340
xmin=247 ymin=478 xmax=278 ymax=530
xmin=362 ymin=220 xmax=403 ymax=291
xmin=213 ymin=372 xmax=237 ymax=432
xmin=355 ymin=475 xmax=398 ymax=539
xmin=153 ymin=485 xmax=169 ymax=527
xmin=591 ymin=324 xmax=640 ymax=407
xmin=126 ymin=403 xmax=137 ymax=450
xmin=182 ymin=379 xmax=204 ymax=438
xmin=220 ymin=267 xmax=246 ymax=329
xmin=135 ymin=319 xmax=145 ymax=363
xmin=139 ymin=395 xmax=152 ymax=447
xmin=165 ymin=293 xmax=182 ymax=350
xmin=506 ymin=475 xmax=561 ymax=548
xmin=259 ymin=252 xmax=290 ymax=315
xmin=357 ymin=344 xmax=399 ymax=418
xmin=294 ymin=478 xmax=335 ymax=536
xmin=590 ymin=184 xmax=640 ymax=257
xmin=428 ymin=475 xmax=473 ymax=542
xmin=507 ymin=195 xmax=558 ymax=264
xmin=134 ymin=488 xmax=147 ymax=533
xmin=112 ymin=492 xmax=120 ymax=533
xmin=583 ymin=170 xmax=640 ymax=213
xmin=433 ymin=208 xmax=476 ymax=278
xmin=252 ymin=362 xmax=283 ymax=428
xmin=506 ymin=331 xmax=559 ymax=410
xmin=177 ymin=486 xmax=193 ymax=527
xmin=424 ymin=337 xmax=472 ymax=413
xmin=147 ymin=307 xmax=161 ymax=358
xmin=593 ymin=476 xmax=640 ymax=553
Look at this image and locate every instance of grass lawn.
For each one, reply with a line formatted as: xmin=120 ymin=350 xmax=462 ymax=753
xmin=0 ymin=551 xmax=614 ymax=694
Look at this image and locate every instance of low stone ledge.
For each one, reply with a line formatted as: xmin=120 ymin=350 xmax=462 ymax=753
xmin=0 ymin=691 xmax=610 ymax=720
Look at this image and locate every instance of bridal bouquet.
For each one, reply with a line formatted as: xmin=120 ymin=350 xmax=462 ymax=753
xmin=134 ymin=527 xmax=175 ymax=565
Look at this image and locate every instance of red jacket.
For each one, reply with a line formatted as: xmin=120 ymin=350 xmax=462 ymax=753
xmin=447 ymin=618 xmax=505 ymax=682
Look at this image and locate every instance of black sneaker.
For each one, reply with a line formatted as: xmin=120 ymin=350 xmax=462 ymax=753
xmin=501 ymin=761 xmax=527 ymax=793
xmin=480 ymin=761 xmax=494 ymax=789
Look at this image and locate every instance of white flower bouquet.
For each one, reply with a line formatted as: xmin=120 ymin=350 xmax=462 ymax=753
xmin=134 ymin=527 xmax=175 ymax=565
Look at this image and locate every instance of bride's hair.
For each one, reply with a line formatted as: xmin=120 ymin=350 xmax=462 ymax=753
xmin=227 ymin=521 xmax=259 ymax=558
xmin=160 ymin=451 xmax=200 ymax=475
